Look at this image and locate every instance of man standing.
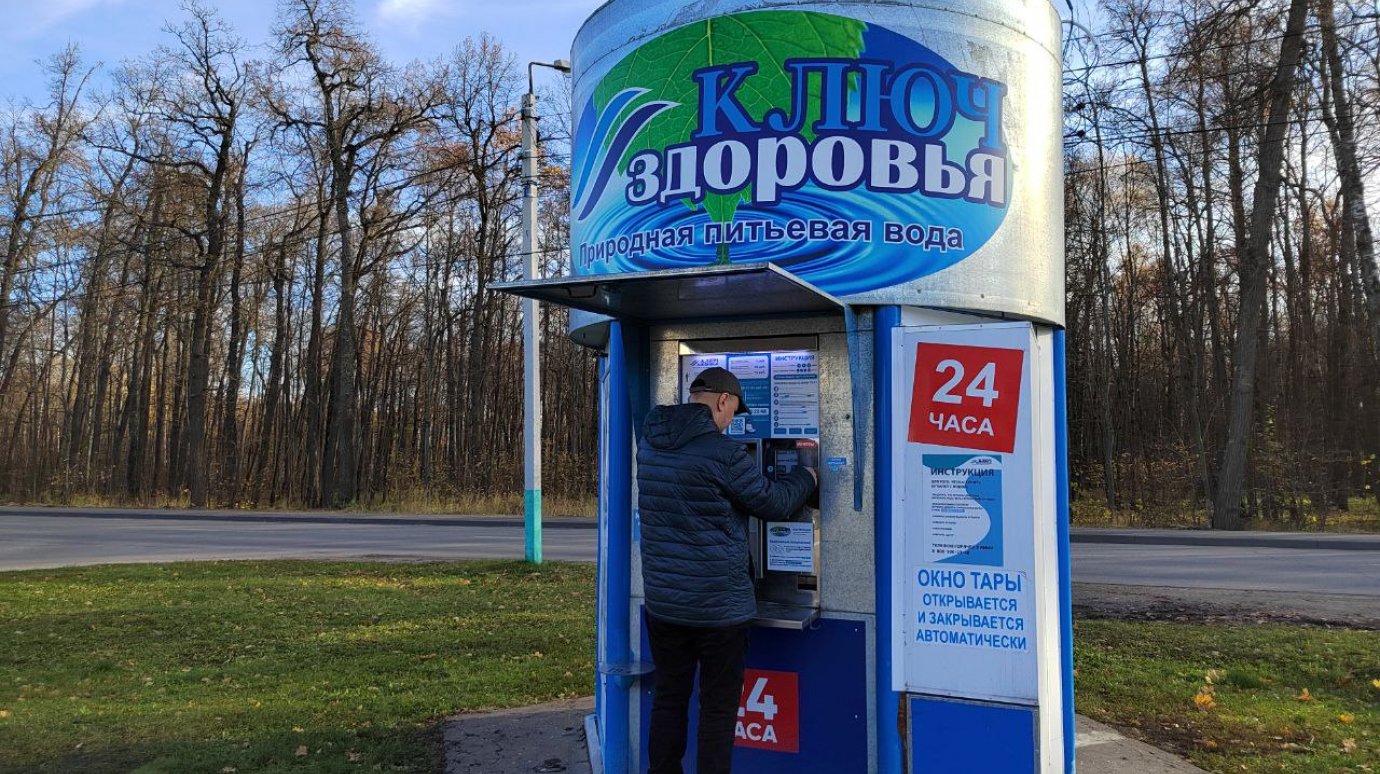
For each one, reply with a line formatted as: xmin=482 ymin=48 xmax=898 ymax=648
xmin=636 ymin=366 xmax=817 ymax=774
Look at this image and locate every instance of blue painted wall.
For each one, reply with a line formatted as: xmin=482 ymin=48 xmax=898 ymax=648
xmin=909 ymin=696 xmax=1037 ymax=773
xmin=638 ymin=615 xmax=869 ymax=773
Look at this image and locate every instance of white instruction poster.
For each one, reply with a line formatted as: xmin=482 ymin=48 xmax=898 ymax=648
xmin=892 ymin=322 xmax=1055 ymax=705
xmin=765 ymin=521 xmax=815 ymax=572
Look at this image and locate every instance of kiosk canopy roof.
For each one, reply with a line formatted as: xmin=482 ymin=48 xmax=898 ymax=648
xmin=491 ymin=263 xmax=843 ymax=323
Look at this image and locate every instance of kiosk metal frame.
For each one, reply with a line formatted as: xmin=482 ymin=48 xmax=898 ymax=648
xmin=496 ymin=263 xmax=1075 ymax=773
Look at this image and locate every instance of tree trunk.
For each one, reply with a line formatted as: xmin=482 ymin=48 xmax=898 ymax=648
xmin=218 ymin=166 xmax=249 ymax=506
xmin=323 ymin=141 xmax=359 ymax=507
xmin=1317 ymin=0 xmax=1380 ymax=351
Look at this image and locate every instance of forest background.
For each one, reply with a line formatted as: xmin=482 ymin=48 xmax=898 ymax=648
xmin=0 ymin=0 xmax=1376 ymax=530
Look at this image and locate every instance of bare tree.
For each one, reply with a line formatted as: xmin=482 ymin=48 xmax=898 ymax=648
xmin=269 ymin=0 xmax=443 ymax=506
xmin=150 ymin=2 xmax=251 ymax=507
xmin=1211 ymin=0 xmax=1310 ymax=528
xmin=0 ymin=47 xmax=93 ymax=400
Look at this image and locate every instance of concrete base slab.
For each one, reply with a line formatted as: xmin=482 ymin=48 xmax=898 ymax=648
xmin=442 ymin=697 xmax=1207 ymax=773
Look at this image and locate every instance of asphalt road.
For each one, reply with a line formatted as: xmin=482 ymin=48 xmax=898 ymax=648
xmin=0 ymin=511 xmax=598 ymax=570
xmin=1 ymin=509 xmax=1377 ymax=597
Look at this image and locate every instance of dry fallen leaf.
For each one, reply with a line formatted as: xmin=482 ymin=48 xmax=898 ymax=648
xmin=346 ymin=750 xmax=362 ymax=762
xmin=292 ymin=726 xmax=304 ymax=734
xmin=1343 ymin=738 xmax=1358 ymax=754
xmin=1193 ymin=686 xmax=1217 ymax=711
xmin=1372 ymin=679 xmax=1380 ymax=690
xmin=295 ymin=745 xmax=308 ymax=757
xmin=1296 ymin=688 xmax=1313 ymax=702
xmin=1205 ymin=669 xmax=1225 ymax=685
xmin=0 ymin=710 xmax=11 ymax=718
xmin=220 ymin=767 xmax=237 ymax=773
xmin=1338 ymin=713 xmax=1356 ymax=724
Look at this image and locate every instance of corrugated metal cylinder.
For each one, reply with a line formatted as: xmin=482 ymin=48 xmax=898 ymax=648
xmin=568 ymin=0 xmax=1063 ymax=340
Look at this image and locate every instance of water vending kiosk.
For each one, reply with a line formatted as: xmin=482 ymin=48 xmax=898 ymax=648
xmin=495 ymin=1 xmax=1073 ymax=771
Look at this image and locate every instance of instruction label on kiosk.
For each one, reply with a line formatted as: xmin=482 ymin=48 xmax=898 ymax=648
xmin=769 ymin=352 xmax=820 ymax=436
xmin=681 ymin=350 xmax=819 ymax=439
xmin=922 ymin=454 xmax=1003 ymax=566
xmin=892 ymin=323 xmax=1042 ymax=704
xmin=765 ymin=522 xmax=815 ymax=573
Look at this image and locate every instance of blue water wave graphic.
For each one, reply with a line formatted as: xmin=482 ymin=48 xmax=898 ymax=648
xmin=574 ymin=92 xmax=677 ymax=221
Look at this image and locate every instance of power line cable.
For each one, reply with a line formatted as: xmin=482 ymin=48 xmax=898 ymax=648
xmin=1062 ymin=16 xmax=1374 ymax=75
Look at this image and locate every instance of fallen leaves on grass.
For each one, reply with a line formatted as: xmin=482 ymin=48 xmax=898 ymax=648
xmin=1372 ymin=679 xmax=1380 ymax=690
xmin=1338 ymin=713 xmax=1355 ymax=724
xmin=1295 ymin=688 xmax=1313 ymax=702
xmin=1343 ymin=738 xmax=1358 ymax=754
xmin=295 ymin=744 xmax=308 ymax=757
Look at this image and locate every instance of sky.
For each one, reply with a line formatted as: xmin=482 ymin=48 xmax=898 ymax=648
xmin=0 ymin=1 xmax=1099 ymax=107
xmin=0 ymin=0 xmax=607 ymax=105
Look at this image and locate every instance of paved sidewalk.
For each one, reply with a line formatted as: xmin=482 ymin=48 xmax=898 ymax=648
xmin=442 ymin=698 xmax=1207 ymax=773
xmin=444 ymin=698 xmax=594 ymax=774
xmin=1075 ymin=715 xmax=1208 ymax=773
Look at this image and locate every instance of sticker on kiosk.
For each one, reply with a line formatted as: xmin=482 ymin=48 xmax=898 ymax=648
xmin=908 ymin=343 xmax=1024 ymax=453
xmin=735 ymin=669 xmax=799 ymax=752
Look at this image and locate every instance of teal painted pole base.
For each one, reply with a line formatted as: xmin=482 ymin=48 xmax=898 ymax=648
xmin=524 ymin=488 xmax=543 ymax=564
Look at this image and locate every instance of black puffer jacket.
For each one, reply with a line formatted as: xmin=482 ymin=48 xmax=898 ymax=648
xmin=637 ymin=403 xmax=815 ymax=627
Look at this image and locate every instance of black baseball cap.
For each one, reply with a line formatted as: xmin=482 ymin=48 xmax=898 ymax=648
xmin=690 ymin=367 xmax=750 ymax=415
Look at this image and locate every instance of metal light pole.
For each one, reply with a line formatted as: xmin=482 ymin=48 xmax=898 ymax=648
xmin=522 ymin=59 xmax=571 ymax=565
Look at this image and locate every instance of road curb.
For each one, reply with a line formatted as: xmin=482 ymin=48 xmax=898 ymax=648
xmin=0 ymin=507 xmax=597 ymax=530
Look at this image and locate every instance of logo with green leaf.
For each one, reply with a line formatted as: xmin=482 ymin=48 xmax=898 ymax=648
xmin=579 ymin=11 xmax=865 ymax=225
xmin=570 ymin=9 xmax=1013 ymax=296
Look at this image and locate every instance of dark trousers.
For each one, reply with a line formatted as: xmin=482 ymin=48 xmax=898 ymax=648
xmin=645 ymin=611 xmax=750 ymax=774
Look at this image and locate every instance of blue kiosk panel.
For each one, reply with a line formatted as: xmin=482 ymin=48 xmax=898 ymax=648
xmin=908 ymin=695 xmax=1037 ymax=773
xmin=638 ymin=614 xmax=869 ymax=773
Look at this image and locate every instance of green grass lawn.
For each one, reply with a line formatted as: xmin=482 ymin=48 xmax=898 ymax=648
xmin=1076 ymin=620 xmax=1380 ymax=772
xmin=1 ymin=561 xmax=1376 ymax=773
xmin=0 ymin=561 xmax=595 ymax=773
